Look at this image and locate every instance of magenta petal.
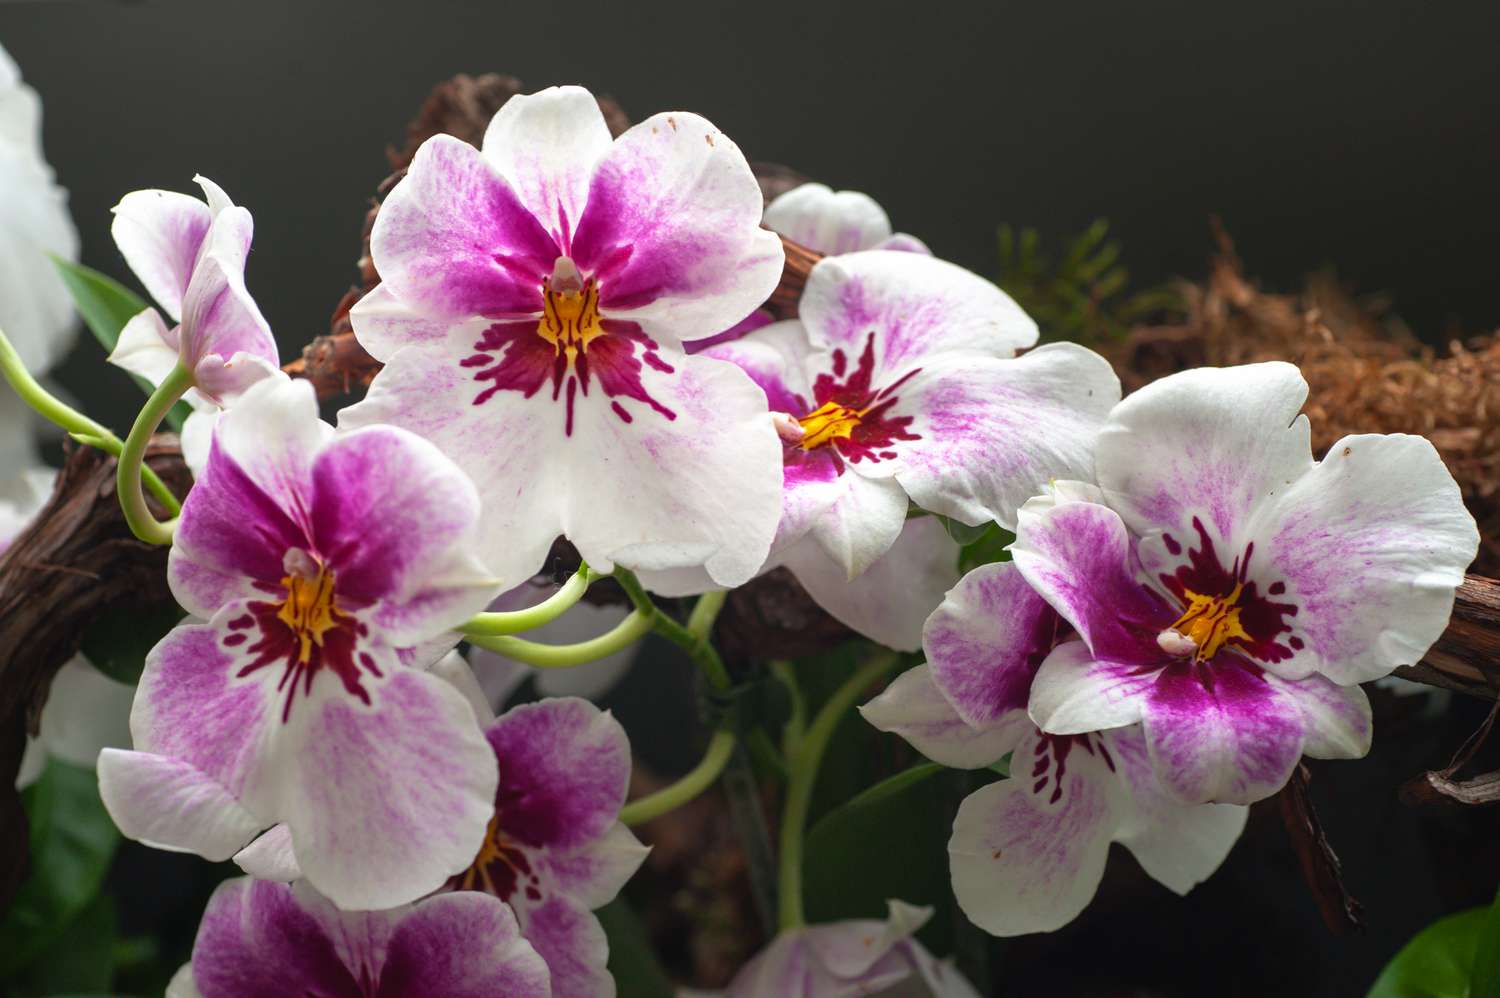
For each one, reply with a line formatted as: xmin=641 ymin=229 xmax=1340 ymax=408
xmin=190 ymin=880 xmax=360 ymax=995
xmin=1141 ymin=659 xmax=1305 ymax=805
xmin=512 ymin=894 xmax=611 ymax=998
xmin=372 ymin=134 xmax=557 ymax=320
xmin=486 ymin=698 xmax=631 ymax=851
xmin=377 ymin=892 xmax=552 ymax=998
xmin=925 ymin=561 xmax=1058 ymax=729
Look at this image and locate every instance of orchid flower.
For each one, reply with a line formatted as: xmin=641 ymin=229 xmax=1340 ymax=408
xmin=16 ymin=656 xmax=134 ymax=789
xmin=233 ymin=681 xmax=649 ymax=998
xmin=165 ymin=878 xmax=551 ymax=998
xmin=763 ymin=181 xmax=930 ymax=256
xmin=711 ymin=900 xmax=979 ymax=998
xmin=1012 ymin=363 xmax=1479 ymax=804
xmin=338 ymin=85 xmax=785 ymax=590
xmin=0 ymin=42 xmax=79 ymax=377
xmin=98 ymin=376 xmax=504 ymax=910
xmin=862 ymin=558 xmax=1247 ymax=935
xmin=646 ymin=249 xmax=1119 ymax=650
xmin=108 ymin=175 xmax=280 ymax=408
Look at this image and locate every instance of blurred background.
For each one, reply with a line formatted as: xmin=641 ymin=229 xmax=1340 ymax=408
xmin=2 ymin=1 xmax=1499 ymax=995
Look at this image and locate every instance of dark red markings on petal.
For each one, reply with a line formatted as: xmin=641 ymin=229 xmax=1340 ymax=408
xmin=804 ymin=332 xmax=921 ymax=466
xmin=228 ymin=601 xmax=375 ymax=723
xmin=588 ymin=321 xmax=676 ymax=422
xmin=1031 ymin=733 xmax=1114 ymax=805
xmin=1159 ymin=517 xmax=1299 ymax=664
xmin=449 ymin=814 xmax=544 ymax=905
xmin=468 ymin=321 xmax=556 ymax=406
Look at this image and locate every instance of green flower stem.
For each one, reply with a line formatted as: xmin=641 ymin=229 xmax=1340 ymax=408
xmin=0 ymin=326 xmax=180 ymax=516
xmin=117 ymin=364 xmax=193 ymax=545
xmin=612 ymin=568 xmax=732 ymax=690
xmin=466 ymin=608 xmax=652 ymax=668
xmin=770 ymin=660 xmax=806 ymax=760
xmin=458 ymin=564 xmax=594 ymax=636
xmin=619 ymin=728 xmax=737 ymax=827
xmin=777 ymin=652 xmax=900 ymax=931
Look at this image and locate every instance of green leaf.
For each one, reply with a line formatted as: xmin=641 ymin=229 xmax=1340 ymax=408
xmin=957 ymin=524 xmax=1015 ymax=574
xmin=49 ymin=256 xmax=189 ymax=431
xmin=936 ymin=515 xmax=991 ymax=546
xmin=6 ymin=893 xmax=118 ymax=994
xmin=597 ymin=896 xmax=674 ymax=998
xmin=1369 ymin=905 xmax=1490 ymax=998
xmin=1473 ymin=886 xmax=1500 ymax=998
xmin=803 ymin=762 xmax=950 ymax=936
xmin=0 ymin=760 xmax=121 ymax=976
xmin=79 ymin=602 xmax=186 ymax=686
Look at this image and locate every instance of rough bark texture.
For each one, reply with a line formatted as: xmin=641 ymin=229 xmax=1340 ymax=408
xmin=1276 ymin=763 xmax=1365 ymax=934
xmin=0 ymin=440 xmax=190 ymax=912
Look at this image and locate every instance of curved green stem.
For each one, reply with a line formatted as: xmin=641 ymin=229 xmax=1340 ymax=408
xmin=0 ymin=327 xmax=180 ymax=515
xmin=466 ymin=608 xmax=652 ymax=668
xmin=459 ymin=565 xmax=594 ymax=636
xmin=620 ymin=728 xmax=736 ymax=826
xmin=777 ymin=652 xmax=900 ymax=930
xmin=613 ymin=568 xmax=732 ymax=690
xmin=117 ymin=364 xmax=192 ymax=544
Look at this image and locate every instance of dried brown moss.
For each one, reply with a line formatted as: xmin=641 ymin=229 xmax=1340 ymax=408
xmin=1110 ymin=232 xmax=1500 ymax=575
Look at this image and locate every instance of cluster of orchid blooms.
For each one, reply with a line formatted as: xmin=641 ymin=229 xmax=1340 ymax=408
xmin=0 ymin=82 xmax=1482 ymax=997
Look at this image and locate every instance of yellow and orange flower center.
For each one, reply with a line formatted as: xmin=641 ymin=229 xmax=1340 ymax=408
xmin=454 ymin=812 xmax=533 ymax=899
xmin=1165 ymin=584 xmax=1251 ymax=663
xmin=537 ymin=271 xmax=605 ymax=364
xmin=797 ymin=400 xmax=863 ymax=450
xmin=276 ymin=566 xmax=341 ymax=665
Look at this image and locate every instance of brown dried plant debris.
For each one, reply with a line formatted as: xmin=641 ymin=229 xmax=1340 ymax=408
xmin=1110 ymin=232 xmax=1500 ymax=576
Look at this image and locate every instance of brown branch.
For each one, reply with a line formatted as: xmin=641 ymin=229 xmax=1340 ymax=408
xmin=1276 ymin=763 xmax=1365 ymax=933
xmin=1393 ymin=575 xmax=1500 ymax=698
xmin=0 ymin=439 xmax=190 ymax=912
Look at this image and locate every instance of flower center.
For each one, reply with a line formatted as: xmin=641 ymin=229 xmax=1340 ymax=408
xmin=536 ymin=257 xmax=604 ymax=364
xmin=275 ymin=553 xmax=341 ymax=665
xmin=797 ymin=400 xmax=863 ymax=450
xmin=452 ymin=813 xmax=541 ymax=903
xmin=1159 ymin=584 xmax=1251 ymax=662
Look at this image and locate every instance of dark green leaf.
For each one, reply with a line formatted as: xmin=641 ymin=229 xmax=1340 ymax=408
xmin=0 ymin=760 xmax=121 ymax=976
xmin=958 ymin=524 xmax=1015 ymax=574
xmin=49 ymin=256 xmax=189 ymax=431
xmin=598 ymin=896 xmax=674 ymax=998
xmin=1473 ymin=886 xmax=1500 ymax=998
xmin=1369 ymin=904 xmax=1487 ymax=998
xmin=79 ymin=602 xmax=185 ymax=686
xmin=936 ymin=515 xmax=991 ymax=546
xmin=6 ymin=893 xmax=117 ymax=994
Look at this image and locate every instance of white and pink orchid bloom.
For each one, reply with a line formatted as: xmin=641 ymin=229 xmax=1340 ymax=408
xmin=862 ymin=560 xmax=1247 ymax=936
xmin=98 ymin=376 xmax=504 ymax=910
xmin=338 ymin=85 xmax=785 ymax=590
xmin=714 ymin=900 xmax=978 ymax=998
xmin=0 ymin=42 xmax=79 ymax=376
xmin=646 ymin=250 xmax=1118 ymax=650
xmin=1013 ymin=363 xmax=1479 ymax=805
xmin=764 ymin=181 xmax=930 ymax=257
xmin=107 ymin=174 xmax=281 ymax=470
xmin=165 ymin=878 xmax=551 ymax=998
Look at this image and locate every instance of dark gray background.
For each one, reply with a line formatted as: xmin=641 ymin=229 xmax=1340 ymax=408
xmin=2 ymin=0 xmax=1498 ymax=427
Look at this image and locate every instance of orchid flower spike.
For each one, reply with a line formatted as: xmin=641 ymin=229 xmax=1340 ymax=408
xmin=339 ymin=85 xmax=786 ymax=591
xmin=98 ymin=376 xmax=504 ymax=910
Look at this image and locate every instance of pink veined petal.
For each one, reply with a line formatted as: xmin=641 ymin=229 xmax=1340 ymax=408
xmin=96 ymin=750 xmax=264 ymax=861
xmin=684 ymin=307 xmax=775 ymax=355
xmin=110 ymin=187 xmax=214 ymax=322
xmin=108 ymin=308 xmax=180 ymax=387
xmin=509 ymin=894 xmax=612 ymax=998
xmin=860 ymin=664 xmax=1025 ymax=769
xmin=882 ymin=344 xmax=1121 ymax=530
xmin=189 ymin=879 xmax=365 ymax=995
xmin=1139 ymin=657 xmax=1307 ymax=805
xmin=1094 ymin=361 xmax=1314 ymax=551
xmin=1105 ymin=725 xmax=1248 ymax=895
xmin=480 ymin=85 xmax=613 ymax=251
xmin=377 ymin=891 xmax=553 ymax=998
xmin=1264 ymin=672 xmax=1373 ymax=759
xmin=873 ymin=232 xmax=930 ymax=254
xmin=485 ymin=698 xmax=632 ymax=852
xmin=1027 ymin=640 xmax=1154 ymax=736
xmin=780 ymin=515 xmax=959 ymax=652
xmin=924 ymin=560 xmax=1060 ymax=729
xmin=1242 ymin=432 xmax=1478 ymax=684
xmin=947 ymin=727 xmax=1124 ymax=937
xmin=570 ymin=110 xmax=783 ymax=343
xmin=1011 ymin=495 xmax=1174 ymax=664
xmin=309 ymin=424 xmax=498 ymax=646
xmin=347 ymin=282 xmax=480 ymax=363
xmin=803 ymin=472 xmax=909 ymax=580
xmin=536 ymin=821 xmax=650 ymax=910
xmin=762 ymin=182 xmax=893 ymax=256
xmin=371 ymin=133 xmax=558 ymax=321
xmin=798 ymin=251 xmax=1037 ymax=374
xmin=176 ymin=206 xmax=278 ymax=390
xmin=168 ymin=377 xmax=331 ymax=618
xmin=279 ymin=665 xmax=500 ymax=910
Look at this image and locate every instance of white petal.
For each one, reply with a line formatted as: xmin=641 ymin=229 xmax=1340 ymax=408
xmin=805 ymin=473 xmax=909 ymax=579
xmin=1027 ymin=640 xmax=1150 ymax=736
xmin=762 ymin=182 xmax=893 ymax=255
xmin=860 ymin=665 xmax=1022 ymax=768
xmin=97 ymin=749 xmax=264 ymax=860
xmin=107 ymin=308 xmax=180 ymax=387
xmin=232 ymin=824 xmax=301 ymax=882
xmin=428 ymin=649 xmax=498 ymax=725
xmin=33 ymin=655 xmax=134 ymax=769
xmin=109 ymin=188 xmax=212 ymax=322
